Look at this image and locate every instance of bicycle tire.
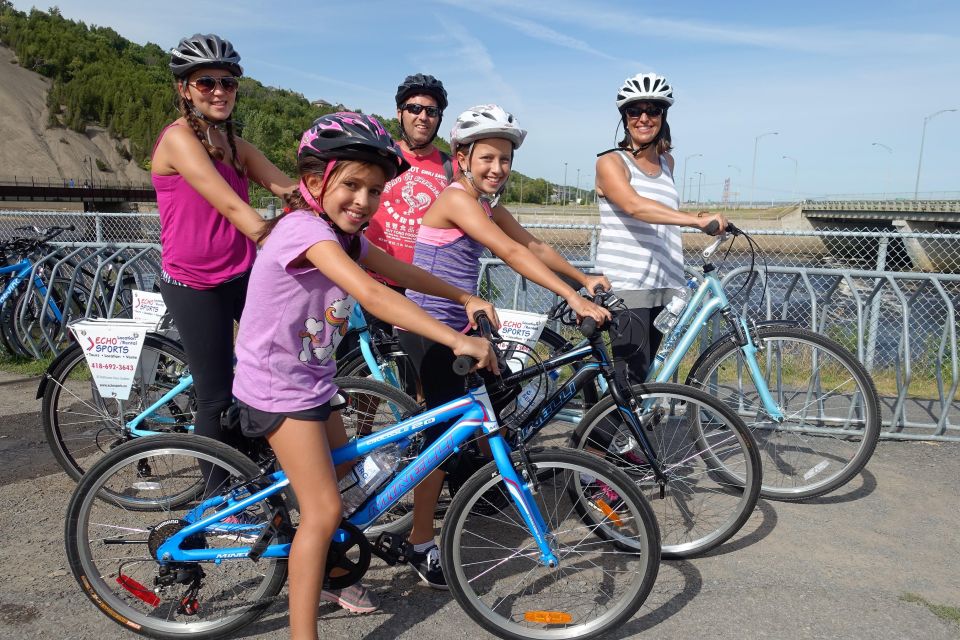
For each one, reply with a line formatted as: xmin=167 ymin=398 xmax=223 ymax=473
xmin=331 ymin=376 xmax=422 ymax=538
xmin=570 ymin=382 xmax=761 ymax=559
xmin=41 ymin=336 xmax=193 ymax=482
xmin=65 ymin=434 xmax=288 ymax=639
xmin=686 ymin=325 xmax=881 ymax=501
xmin=441 ymin=446 xmax=660 ymax=640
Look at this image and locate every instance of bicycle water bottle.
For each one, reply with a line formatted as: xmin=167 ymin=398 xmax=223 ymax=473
xmin=653 ymin=286 xmax=690 ymax=334
xmin=338 ymin=443 xmax=401 ymax=517
xmin=502 ymin=368 xmax=560 ymax=428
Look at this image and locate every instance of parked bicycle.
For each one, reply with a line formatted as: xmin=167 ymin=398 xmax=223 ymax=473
xmin=65 ymin=315 xmax=661 ymax=640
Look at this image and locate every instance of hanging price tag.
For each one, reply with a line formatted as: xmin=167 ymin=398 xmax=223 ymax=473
xmin=69 ymin=319 xmax=155 ymax=400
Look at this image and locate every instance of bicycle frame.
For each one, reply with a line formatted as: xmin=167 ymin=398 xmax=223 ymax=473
xmin=0 ymin=259 xmax=64 ymax=322
xmin=647 ymin=274 xmax=785 ymax=423
xmin=155 ymin=383 xmax=561 ymax=567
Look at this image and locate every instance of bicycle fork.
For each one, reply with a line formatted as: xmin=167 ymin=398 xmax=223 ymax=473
xmin=485 ymin=431 xmax=560 ymax=568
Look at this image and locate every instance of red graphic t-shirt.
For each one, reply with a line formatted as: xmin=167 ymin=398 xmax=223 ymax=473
xmin=365 ymin=147 xmax=449 ymax=285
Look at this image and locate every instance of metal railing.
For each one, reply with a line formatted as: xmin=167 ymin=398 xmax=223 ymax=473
xmin=3 ymin=211 xmax=960 ymax=440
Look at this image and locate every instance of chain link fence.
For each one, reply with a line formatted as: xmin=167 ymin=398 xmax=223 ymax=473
xmin=3 ymin=210 xmax=960 ymax=440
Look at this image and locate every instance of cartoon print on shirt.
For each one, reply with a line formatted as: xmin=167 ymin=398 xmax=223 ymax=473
xmin=297 ymin=297 xmax=356 ymax=363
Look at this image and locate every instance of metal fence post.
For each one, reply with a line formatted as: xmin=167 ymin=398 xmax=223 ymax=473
xmin=865 ymin=235 xmax=889 ymax=370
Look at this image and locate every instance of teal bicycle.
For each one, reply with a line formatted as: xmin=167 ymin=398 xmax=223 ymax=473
xmin=572 ymin=222 xmax=881 ymax=500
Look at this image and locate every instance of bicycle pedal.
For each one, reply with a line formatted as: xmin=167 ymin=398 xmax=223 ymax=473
xmin=247 ymin=509 xmax=290 ymax=562
xmin=372 ymin=532 xmax=412 ymax=565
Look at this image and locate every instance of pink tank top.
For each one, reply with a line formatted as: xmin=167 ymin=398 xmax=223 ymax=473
xmin=151 ymin=123 xmax=256 ymax=289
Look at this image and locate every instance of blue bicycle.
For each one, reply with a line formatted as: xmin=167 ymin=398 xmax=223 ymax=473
xmin=65 ymin=317 xmax=661 ymax=640
xmin=0 ymin=224 xmax=101 ymax=357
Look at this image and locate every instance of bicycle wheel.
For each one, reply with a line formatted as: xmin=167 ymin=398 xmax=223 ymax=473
xmin=41 ymin=336 xmax=193 ymax=481
xmin=687 ymin=326 xmax=881 ymax=501
xmin=65 ymin=434 xmax=288 ymax=640
xmin=441 ymin=447 xmax=659 ymax=640
xmin=332 ymin=376 xmax=421 ymax=538
xmin=570 ymin=382 xmax=760 ymax=559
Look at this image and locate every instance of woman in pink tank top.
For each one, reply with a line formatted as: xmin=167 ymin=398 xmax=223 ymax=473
xmin=150 ymin=34 xmax=294 ymax=507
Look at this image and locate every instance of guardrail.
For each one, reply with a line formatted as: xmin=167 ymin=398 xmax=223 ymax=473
xmin=803 ymin=200 xmax=960 ymax=213
xmin=2 ymin=212 xmax=959 ymax=440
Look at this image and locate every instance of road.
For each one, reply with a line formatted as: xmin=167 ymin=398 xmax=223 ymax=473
xmin=0 ymin=371 xmax=958 ymax=639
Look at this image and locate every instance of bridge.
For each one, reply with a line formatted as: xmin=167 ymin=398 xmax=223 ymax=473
xmin=802 ymin=199 xmax=960 ymax=224
xmin=0 ymin=177 xmax=156 ymax=212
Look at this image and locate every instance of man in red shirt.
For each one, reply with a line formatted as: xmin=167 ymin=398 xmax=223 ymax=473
xmin=365 ymin=74 xmax=453 ymax=290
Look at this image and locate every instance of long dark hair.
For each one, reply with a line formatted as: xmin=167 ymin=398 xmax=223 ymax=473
xmin=260 ymin=155 xmax=363 ymax=260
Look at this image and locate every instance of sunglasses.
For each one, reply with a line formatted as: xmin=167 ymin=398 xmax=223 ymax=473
xmin=623 ymin=104 xmax=665 ymax=119
xmin=189 ymin=76 xmax=240 ymax=94
xmin=401 ymin=103 xmax=440 ymax=118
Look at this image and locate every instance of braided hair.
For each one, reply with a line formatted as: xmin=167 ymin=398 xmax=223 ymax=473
xmin=176 ymin=91 xmax=245 ymax=175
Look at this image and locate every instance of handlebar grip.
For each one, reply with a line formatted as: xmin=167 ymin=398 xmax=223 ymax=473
xmin=452 ymin=355 xmax=476 ymax=376
xmin=579 ymin=317 xmax=597 ymax=338
xmin=703 ymin=220 xmax=720 ymax=235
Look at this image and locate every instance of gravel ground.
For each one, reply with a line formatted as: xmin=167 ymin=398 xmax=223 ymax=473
xmin=1 ymin=371 xmax=958 ymax=640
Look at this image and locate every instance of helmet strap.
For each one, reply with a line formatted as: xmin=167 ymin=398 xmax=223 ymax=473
xmin=457 ymin=142 xmax=505 ymax=208
xmin=298 ymin=160 xmax=364 ymax=242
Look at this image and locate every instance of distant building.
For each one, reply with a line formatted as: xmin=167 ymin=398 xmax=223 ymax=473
xmin=311 ymin=99 xmax=334 ymax=109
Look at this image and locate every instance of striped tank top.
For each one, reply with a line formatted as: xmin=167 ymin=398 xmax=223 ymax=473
xmin=595 ymin=151 xmax=684 ymax=305
xmin=405 ymin=182 xmax=493 ymax=330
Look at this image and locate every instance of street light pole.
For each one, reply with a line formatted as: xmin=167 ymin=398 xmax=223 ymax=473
xmin=749 ymin=131 xmax=778 ymax=208
xmin=681 ymin=153 xmax=702 ymax=205
xmin=575 ymin=168 xmax=581 ymax=204
xmin=563 ymin=162 xmax=568 ymax=206
xmin=782 ymin=155 xmax=798 ymax=202
xmin=871 ymin=142 xmax=893 ymax=199
xmin=913 ymin=109 xmax=957 ymax=200
xmin=727 ymin=164 xmax=741 ymax=209
xmin=695 ymin=171 xmax=704 ymax=207
xmin=519 ymin=174 xmax=524 ymax=204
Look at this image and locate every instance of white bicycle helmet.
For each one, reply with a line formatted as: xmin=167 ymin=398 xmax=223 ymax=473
xmin=450 ymin=104 xmax=527 ymax=151
xmin=615 ymin=73 xmax=674 ymax=110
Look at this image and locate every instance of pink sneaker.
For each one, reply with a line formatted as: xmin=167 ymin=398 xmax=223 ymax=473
xmin=320 ymin=583 xmax=379 ymax=614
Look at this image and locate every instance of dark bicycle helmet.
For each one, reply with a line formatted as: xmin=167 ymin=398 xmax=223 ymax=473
xmin=298 ymin=113 xmax=410 ymax=181
xmin=395 ymin=74 xmax=449 ymax=111
xmin=169 ymin=33 xmax=243 ymax=78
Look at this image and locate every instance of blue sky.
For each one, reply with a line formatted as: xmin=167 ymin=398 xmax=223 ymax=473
xmin=17 ymin=0 xmax=960 ymax=202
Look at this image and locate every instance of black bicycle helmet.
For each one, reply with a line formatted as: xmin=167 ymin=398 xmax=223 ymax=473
xmin=169 ymin=33 xmax=243 ymax=78
xmin=298 ymin=113 xmax=411 ymax=181
xmin=395 ymin=74 xmax=448 ymax=111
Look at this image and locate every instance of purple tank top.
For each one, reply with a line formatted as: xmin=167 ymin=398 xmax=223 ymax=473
xmin=151 ymin=123 xmax=256 ymax=289
xmin=405 ymin=183 xmax=492 ymax=330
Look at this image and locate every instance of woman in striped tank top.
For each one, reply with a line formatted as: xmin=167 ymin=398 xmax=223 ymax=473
xmin=595 ymin=73 xmax=727 ymax=384
xmin=397 ymin=105 xmax=612 ymax=589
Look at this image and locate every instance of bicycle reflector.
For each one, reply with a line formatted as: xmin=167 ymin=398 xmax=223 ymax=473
xmin=524 ymin=611 xmax=574 ymax=624
xmin=594 ymin=499 xmax=624 ymax=527
xmin=117 ymin=574 xmax=160 ymax=607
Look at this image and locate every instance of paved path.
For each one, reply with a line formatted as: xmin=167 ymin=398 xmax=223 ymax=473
xmin=1 ymin=371 xmax=958 ymax=639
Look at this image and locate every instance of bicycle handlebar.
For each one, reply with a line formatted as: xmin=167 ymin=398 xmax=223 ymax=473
xmin=578 ymin=285 xmax=607 ymax=338
xmin=452 ymin=311 xmax=496 ymax=375
xmin=702 ymin=222 xmax=742 ymax=259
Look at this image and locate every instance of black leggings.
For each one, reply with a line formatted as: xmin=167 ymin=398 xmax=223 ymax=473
xmin=159 ymin=274 xmax=249 ymax=455
xmin=609 ymin=305 xmax=664 ymax=386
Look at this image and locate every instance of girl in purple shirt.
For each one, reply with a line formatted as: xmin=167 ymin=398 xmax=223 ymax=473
xmin=233 ymin=113 xmax=496 ymax=639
